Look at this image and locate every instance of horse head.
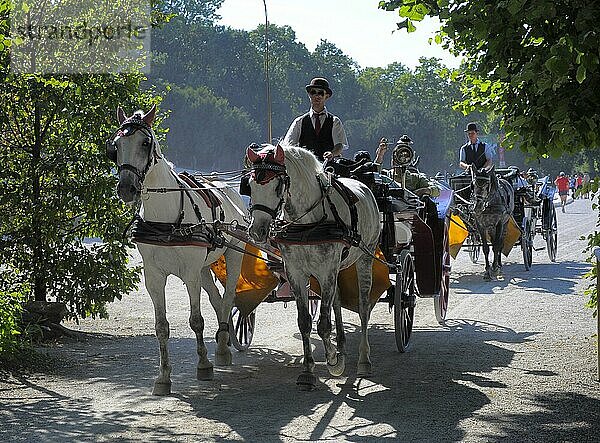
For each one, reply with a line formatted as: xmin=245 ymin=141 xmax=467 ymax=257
xmin=246 ymin=143 xmax=289 ymax=243
xmin=472 ymin=166 xmax=496 ymax=211
xmin=107 ymin=105 xmax=158 ymax=203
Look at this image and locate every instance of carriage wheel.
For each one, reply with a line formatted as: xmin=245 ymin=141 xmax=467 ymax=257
xmin=394 ymin=250 xmax=415 ymax=353
xmin=434 ymin=224 xmax=451 ymax=324
xmin=546 ymin=205 xmax=558 ymax=262
xmin=229 ymin=306 xmax=256 ymax=352
xmin=466 ymin=233 xmax=480 ymax=263
xmin=521 ymin=217 xmax=533 ymax=270
xmin=310 ymin=298 xmax=321 ymax=326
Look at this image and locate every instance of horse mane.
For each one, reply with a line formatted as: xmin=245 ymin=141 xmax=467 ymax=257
xmin=274 ymin=144 xmax=324 ymax=183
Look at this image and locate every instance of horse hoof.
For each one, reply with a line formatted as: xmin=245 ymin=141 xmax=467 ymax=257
xmin=215 ymin=351 xmax=232 ymax=366
xmin=357 ymin=362 xmax=373 ymax=378
xmin=327 ymin=353 xmax=346 ymax=377
xmin=197 ymin=366 xmax=214 ymax=381
xmin=152 ymin=382 xmax=172 ymax=396
xmin=296 ymin=372 xmax=317 ymax=390
xmin=483 ymin=274 xmax=492 ymax=281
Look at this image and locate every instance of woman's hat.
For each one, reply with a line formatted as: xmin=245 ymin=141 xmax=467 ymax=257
xmin=305 ymin=78 xmax=332 ymax=96
xmin=559 ymin=171 xmax=565 ymax=176
xmin=465 ymin=122 xmax=479 ymax=132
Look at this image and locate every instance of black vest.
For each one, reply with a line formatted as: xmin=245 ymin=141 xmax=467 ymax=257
xmin=463 ymin=141 xmax=487 ymax=169
xmin=298 ymin=113 xmax=334 ymax=161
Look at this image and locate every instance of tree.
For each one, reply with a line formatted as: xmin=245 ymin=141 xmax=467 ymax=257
xmin=379 ymin=0 xmax=600 ymax=156
xmin=0 ymin=0 xmax=163 ymax=335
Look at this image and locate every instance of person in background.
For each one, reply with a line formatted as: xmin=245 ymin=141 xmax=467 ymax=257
xmin=283 ymin=77 xmax=348 ymax=162
xmin=554 ymin=171 xmax=570 ymax=212
xmin=576 ymin=173 xmax=583 ymax=198
xmin=458 ymin=122 xmax=493 ymax=171
xmin=569 ymin=174 xmax=576 ymax=199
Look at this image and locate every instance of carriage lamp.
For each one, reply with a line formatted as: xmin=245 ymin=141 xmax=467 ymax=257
xmin=392 ymin=135 xmax=415 ymax=189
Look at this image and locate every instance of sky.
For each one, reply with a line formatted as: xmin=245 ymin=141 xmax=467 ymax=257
xmin=216 ymin=0 xmax=461 ymax=70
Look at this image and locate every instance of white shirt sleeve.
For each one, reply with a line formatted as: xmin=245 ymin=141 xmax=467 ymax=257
xmin=331 ymin=115 xmax=348 ymax=150
xmin=282 ymin=116 xmax=303 ymax=146
xmin=459 ymin=146 xmax=466 ymax=162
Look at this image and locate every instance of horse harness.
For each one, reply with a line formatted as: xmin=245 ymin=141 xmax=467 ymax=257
xmin=249 ymin=158 xmax=361 ymax=251
xmin=107 ymin=117 xmax=227 ymax=251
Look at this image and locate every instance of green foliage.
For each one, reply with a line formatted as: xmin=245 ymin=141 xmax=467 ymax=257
xmin=582 ymin=178 xmax=600 ymax=316
xmin=0 ymin=290 xmax=25 ymax=357
xmin=379 ymin=0 xmax=600 ymax=157
xmin=0 ymin=2 xmax=171 ymax=322
xmin=161 ymin=84 xmax=261 ymax=171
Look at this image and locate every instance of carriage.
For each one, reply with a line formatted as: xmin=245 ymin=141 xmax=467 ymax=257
xmin=496 ymin=169 xmax=558 ymax=268
xmin=225 ymin=141 xmax=453 ymax=354
xmin=447 ymin=166 xmax=557 ymax=272
xmin=108 ymin=108 xmax=452 ymax=391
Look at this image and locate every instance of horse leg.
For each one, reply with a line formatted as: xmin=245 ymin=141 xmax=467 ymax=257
xmin=492 ymin=223 xmax=504 ymax=274
xmin=316 ymin=274 xmax=345 ymax=377
xmin=145 ymin=268 xmax=172 ymax=396
xmin=187 ymin=274 xmax=213 ymax=380
xmin=481 ymin=235 xmax=492 ymax=281
xmin=201 ymin=267 xmax=231 ymax=367
xmin=288 ymin=271 xmax=316 ymax=390
xmin=332 ymin=287 xmax=346 ymax=372
xmin=356 ymin=253 xmax=374 ymax=377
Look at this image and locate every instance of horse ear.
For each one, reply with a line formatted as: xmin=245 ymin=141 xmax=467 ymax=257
xmin=117 ymin=107 xmax=126 ymax=124
xmin=246 ymin=145 xmax=261 ymax=163
xmin=143 ymin=104 xmax=157 ymax=127
xmin=274 ymin=144 xmax=285 ymax=164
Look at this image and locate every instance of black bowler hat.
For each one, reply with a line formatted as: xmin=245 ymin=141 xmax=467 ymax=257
xmin=465 ymin=122 xmax=479 ymax=132
xmin=305 ymin=77 xmax=332 ymax=96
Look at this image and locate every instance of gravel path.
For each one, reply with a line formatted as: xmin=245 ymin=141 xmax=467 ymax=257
xmin=1 ymin=198 xmax=599 ymax=442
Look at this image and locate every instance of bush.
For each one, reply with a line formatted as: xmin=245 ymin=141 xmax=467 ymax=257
xmin=0 ymin=290 xmax=25 ymax=358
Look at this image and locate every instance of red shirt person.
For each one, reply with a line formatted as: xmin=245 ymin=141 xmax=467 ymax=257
xmin=554 ymin=172 xmax=570 ymax=212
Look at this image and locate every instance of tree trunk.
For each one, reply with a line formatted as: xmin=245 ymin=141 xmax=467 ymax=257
xmin=33 ymin=96 xmax=46 ymax=302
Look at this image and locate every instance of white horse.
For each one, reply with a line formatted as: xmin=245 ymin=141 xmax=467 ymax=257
xmin=107 ymin=105 xmax=246 ymax=395
xmin=246 ymin=144 xmax=380 ymax=389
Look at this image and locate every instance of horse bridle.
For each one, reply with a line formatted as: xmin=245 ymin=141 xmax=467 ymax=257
xmin=106 ymin=117 xmax=159 ymax=183
xmin=248 ymin=162 xmax=289 ymax=219
xmin=472 ymin=169 xmax=493 ymax=211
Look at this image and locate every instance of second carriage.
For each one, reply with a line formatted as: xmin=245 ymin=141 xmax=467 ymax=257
xmin=447 ymin=167 xmax=558 ymax=270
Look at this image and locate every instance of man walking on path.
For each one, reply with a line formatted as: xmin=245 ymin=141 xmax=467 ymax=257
xmin=555 ymin=171 xmax=570 ymax=212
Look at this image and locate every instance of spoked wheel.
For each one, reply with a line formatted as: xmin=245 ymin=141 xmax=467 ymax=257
xmin=545 ymin=205 xmax=558 ymax=262
xmin=466 ymin=233 xmax=480 ymax=263
xmin=229 ymin=306 xmax=256 ymax=351
xmin=521 ymin=217 xmax=533 ymax=271
xmin=309 ymin=297 xmax=321 ymax=326
xmin=394 ymin=250 xmax=416 ymax=353
xmin=434 ymin=224 xmax=451 ymax=324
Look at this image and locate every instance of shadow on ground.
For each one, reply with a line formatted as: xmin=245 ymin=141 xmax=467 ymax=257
xmin=3 ymin=318 xmax=596 ymax=441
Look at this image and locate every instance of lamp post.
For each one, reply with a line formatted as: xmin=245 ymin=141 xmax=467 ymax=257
xmin=262 ymin=0 xmax=272 ymax=144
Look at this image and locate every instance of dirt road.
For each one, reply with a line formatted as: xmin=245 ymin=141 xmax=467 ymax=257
xmin=1 ymin=198 xmax=599 ymax=442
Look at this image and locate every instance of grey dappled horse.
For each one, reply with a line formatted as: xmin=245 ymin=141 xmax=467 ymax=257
xmin=246 ymin=144 xmax=380 ymax=389
xmin=107 ymin=105 xmax=246 ymax=395
xmin=471 ymin=166 xmax=514 ymax=280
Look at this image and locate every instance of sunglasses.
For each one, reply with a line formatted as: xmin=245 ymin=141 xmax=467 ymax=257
xmin=308 ymin=89 xmax=326 ymax=96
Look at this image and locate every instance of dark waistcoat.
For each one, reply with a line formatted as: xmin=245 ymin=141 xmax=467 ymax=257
xmin=298 ymin=113 xmax=334 ymax=161
xmin=463 ymin=142 xmax=486 ymax=169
